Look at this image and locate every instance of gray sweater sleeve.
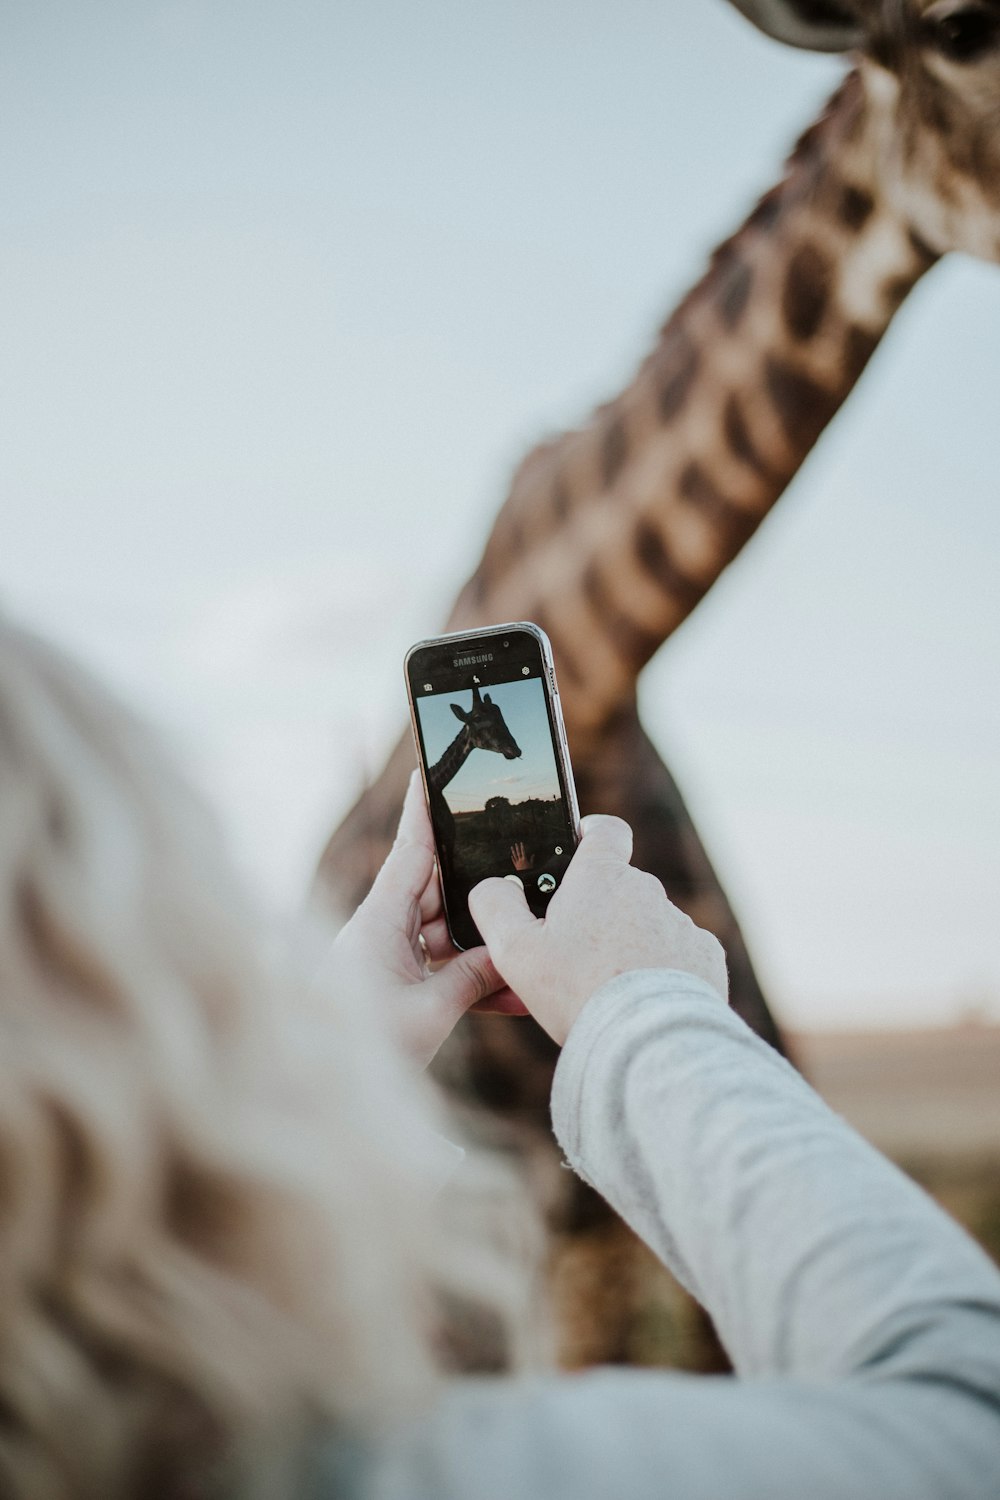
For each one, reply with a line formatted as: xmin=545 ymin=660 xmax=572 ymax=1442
xmin=546 ymin=970 xmax=1000 ymax=1490
xmin=356 ymin=969 xmax=1000 ymax=1500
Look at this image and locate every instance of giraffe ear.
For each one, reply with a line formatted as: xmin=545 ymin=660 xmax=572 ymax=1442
xmin=724 ymin=0 xmax=865 ymax=53
xmin=483 ymin=693 xmax=493 ymax=705
xmin=451 ymin=703 xmax=470 ymax=724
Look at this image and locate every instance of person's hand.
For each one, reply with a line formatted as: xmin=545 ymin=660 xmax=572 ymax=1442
xmin=331 ymin=772 xmax=529 ymax=1068
xmin=469 ymin=814 xmax=727 ymax=1046
xmin=510 ymin=841 xmax=530 ymax=872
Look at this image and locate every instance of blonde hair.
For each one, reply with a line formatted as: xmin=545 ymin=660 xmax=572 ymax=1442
xmin=0 ymin=618 xmax=545 ymax=1500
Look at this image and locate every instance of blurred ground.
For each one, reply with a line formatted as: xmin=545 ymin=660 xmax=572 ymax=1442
xmin=793 ymin=1020 xmax=1000 ymax=1263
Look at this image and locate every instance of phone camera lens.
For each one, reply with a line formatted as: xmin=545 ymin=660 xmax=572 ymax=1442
xmin=503 ymin=639 xmax=509 ymax=647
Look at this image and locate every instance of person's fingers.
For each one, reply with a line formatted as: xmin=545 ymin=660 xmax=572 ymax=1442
xmin=418 ymin=862 xmax=442 ymax=925
xmin=468 ymin=876 xmax=538 ymax=962
xmin=420 ymin=924 xmax=533 ymax=1006
xmin=425 ymin=945 xmax=507 ymax=1022
xmin=419 ymin=915 xmax=454 ymax=963
xmin=470 ymin=985 xmax=532 ymax=1016
xmin=575 ymin=813 xmax=634 ymax=866
xmin=367 ymin=834 xmax=434 ymax=913
xmin=394 ymin=769 xmax=434 ymax=852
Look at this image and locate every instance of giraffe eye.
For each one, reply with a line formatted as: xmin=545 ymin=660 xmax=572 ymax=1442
xmin=924 ymin=3 xmax=1000 ymax=62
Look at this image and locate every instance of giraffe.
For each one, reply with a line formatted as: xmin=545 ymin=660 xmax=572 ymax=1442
xmin=317 ymin=0 xmax=1000 ymax=1368
xmin=424 ymin=683 xmax=522 ymax=876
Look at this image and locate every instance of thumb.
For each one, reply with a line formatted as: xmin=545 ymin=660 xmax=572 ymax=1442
xmin=426 ymin=944 xmax=506 ymax=1021
xmin=575 ymin=813 xmax=633 ymax=865
xmin=469 ymin=876 xmax=538 ymax=962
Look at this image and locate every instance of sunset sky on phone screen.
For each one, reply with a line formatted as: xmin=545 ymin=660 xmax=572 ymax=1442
xmin=415 ymin=678 xmax=562 ymax=813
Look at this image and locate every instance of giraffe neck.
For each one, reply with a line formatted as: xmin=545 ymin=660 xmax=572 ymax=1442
xmin=450 ymin=67 xmax=938 ymax=749
xmin=429 ymin=725 xmax=474 ymax=792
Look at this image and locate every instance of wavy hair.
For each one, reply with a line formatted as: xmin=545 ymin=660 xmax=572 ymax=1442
xmin=0 ymin=618 xmax=546 ymax=1500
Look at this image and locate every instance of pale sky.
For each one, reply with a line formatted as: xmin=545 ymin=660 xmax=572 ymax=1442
xmin=2 ymin=0 xmax=999 ymax=1030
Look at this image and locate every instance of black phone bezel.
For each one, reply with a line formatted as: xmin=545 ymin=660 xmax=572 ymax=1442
xmin=405 ymin=622 xmax=580 ymax=950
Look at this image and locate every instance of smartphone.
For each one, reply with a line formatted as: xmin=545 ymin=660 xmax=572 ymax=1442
xmin=405 ymin=622 xmax=581 ymax=950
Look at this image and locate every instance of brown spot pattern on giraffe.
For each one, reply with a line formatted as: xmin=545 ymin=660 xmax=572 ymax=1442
xmin=718 ymin=258 xmax=753 ymax=331
xmin=747 ymin=187 xmax=783 ymax=233
xmin=655 ymin=331 xmax=700 ymax=424
xmin=505 ymin=517 xmax=525 ymax=559
xmin=838 ymin=183 xmax=875 ymax=231
xmin=782 ymin=242 xmax=833 ymax=342
xmin=881 ymin=273 xmax=914 ymax=312
xmin=765 ymin=356 xmax=840 ymax=450
xmin=632 ymin=520 xmax=701 ymax=615
xmin=678 ymin=462 xmax=758 ymax=549
xmin=843 ymin=324 xmax=881 ymax=383
xmin=907 ymin=227 xmax=940 ymax=267
xmin=723 ymin=394 xmax=784 ymax=486
xmin=601 ymin=414 xmax=629 ymax=488
xmin=550 ymin=475 xmax=571 ymax=522
xmin=921 ymin=82 xmax=952 ymax=141
xmin=582 ymin=561 xmax=661 ymax=668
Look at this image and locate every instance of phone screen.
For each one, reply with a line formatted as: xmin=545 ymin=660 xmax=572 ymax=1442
xmin=406 ymin=625 xmax=579 ymax=949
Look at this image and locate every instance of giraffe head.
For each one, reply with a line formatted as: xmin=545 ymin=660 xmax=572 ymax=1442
xmin=727 ymin=0 xmax=1000 ymax=260
xmin=450 ymin=683 xmax=522 ymax=759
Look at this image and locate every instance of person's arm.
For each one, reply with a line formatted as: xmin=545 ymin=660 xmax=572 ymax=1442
xmin=451 ymin=820 xmax=1000 ymax=1500
xmin=552 ymin=968 xmax=1000 ymax=1393
xmin=361 ymin=970 xmax=1000 ymax=1500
